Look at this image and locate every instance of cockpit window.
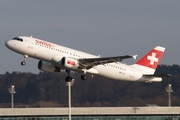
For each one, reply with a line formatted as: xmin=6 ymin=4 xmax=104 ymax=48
xmin=13 ymin=37 xmax=23 ymax=42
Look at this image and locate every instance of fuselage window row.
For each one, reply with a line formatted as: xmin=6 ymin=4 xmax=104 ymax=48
xmin=36 ymin=43 xmax=85 ymax=59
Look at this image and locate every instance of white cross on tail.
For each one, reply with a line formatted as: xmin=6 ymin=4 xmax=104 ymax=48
xmin=147 ymin=52 xmax=158 ymax=65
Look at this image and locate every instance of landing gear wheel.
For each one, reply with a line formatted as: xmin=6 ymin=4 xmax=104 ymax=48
xmin=21 ymin=61 xmax=26 ymax=66
xmin=81 ymin=75 xmax=88 ymax=80
xmin=21 ymin=55 xmax=28 ymax=66
xmin=65 ymin=76 xmax=73 ymax=82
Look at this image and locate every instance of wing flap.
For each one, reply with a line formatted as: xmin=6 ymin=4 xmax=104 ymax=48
xmin=78 ymin=55 xmax=137 ymax=69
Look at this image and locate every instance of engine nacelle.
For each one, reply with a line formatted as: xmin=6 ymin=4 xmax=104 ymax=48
xmin=61 ymin=57 xmax=79 ymax=69
xmin=38 ymin=61 xmax=60 ymax=72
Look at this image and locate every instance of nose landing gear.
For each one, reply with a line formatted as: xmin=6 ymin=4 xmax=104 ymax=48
xmin=21 ymin=55 xmax=28 ymax=66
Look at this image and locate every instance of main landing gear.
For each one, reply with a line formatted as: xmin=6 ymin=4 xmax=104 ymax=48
xmin=65 ymin=70 xmax=73 ymax=82
xmin=81 ymin=74 xmax=88 ymax=80
xmin=21 ymin=55 xmax=28 ymax=66
xmin=65 ymin=70 xmax=88 ymax=82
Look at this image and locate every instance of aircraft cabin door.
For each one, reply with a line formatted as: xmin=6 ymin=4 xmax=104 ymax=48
xmin=28 ymin=39 xmax=34 ymax=49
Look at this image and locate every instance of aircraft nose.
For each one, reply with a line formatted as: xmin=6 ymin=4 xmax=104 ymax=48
xmin=5 ymin=40 xmax=14 ymax=49
xmin=5 ymin=40 xmax=10 ymax=48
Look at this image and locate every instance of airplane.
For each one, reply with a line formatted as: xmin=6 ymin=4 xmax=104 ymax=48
xmin=5 ymin=36 xmax=170 ymax=82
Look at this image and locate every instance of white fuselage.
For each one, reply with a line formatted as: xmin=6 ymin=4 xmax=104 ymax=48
xmin=5 ymin=36 xmax=160 ymax=82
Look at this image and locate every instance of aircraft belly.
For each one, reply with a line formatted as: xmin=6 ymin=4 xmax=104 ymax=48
xmin=95 ymin=65 xmax=142 ymax=81
xmin=95 ymin=65 xmax=127 ymax=80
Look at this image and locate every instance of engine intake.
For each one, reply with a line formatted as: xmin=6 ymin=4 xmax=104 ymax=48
xmin=38 ymin=61 xmax=60 ymax=72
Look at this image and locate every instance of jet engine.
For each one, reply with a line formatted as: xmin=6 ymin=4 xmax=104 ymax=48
xmin=61 ymin=57 xmax=80 ymax=69
xmin=38 ymin=61 xmax=60 ymax=72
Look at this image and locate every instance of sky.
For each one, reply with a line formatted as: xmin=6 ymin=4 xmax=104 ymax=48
xmin=0 ymin=0 xmax=180 ymax=74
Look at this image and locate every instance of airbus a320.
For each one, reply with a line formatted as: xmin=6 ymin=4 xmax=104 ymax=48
xmin=5 ymin=36 xmax=170 ymax=82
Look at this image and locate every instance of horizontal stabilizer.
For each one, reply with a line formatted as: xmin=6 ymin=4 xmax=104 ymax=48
xmin=132 ymin=55 xmax=138 ymax=60
xmin=143 ymin=74 xmax=172 ymax=78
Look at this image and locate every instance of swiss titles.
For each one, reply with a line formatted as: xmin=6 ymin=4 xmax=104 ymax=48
xmin=36 ymin=40 xmax=52 ymax=47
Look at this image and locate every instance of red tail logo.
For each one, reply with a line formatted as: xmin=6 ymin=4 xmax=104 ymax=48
xmin=136 ymin=46 xmax=165 ymax=69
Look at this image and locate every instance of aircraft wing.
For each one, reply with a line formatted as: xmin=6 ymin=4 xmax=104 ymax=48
xmin=78 ymin=55 xmax=137 ymax=69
